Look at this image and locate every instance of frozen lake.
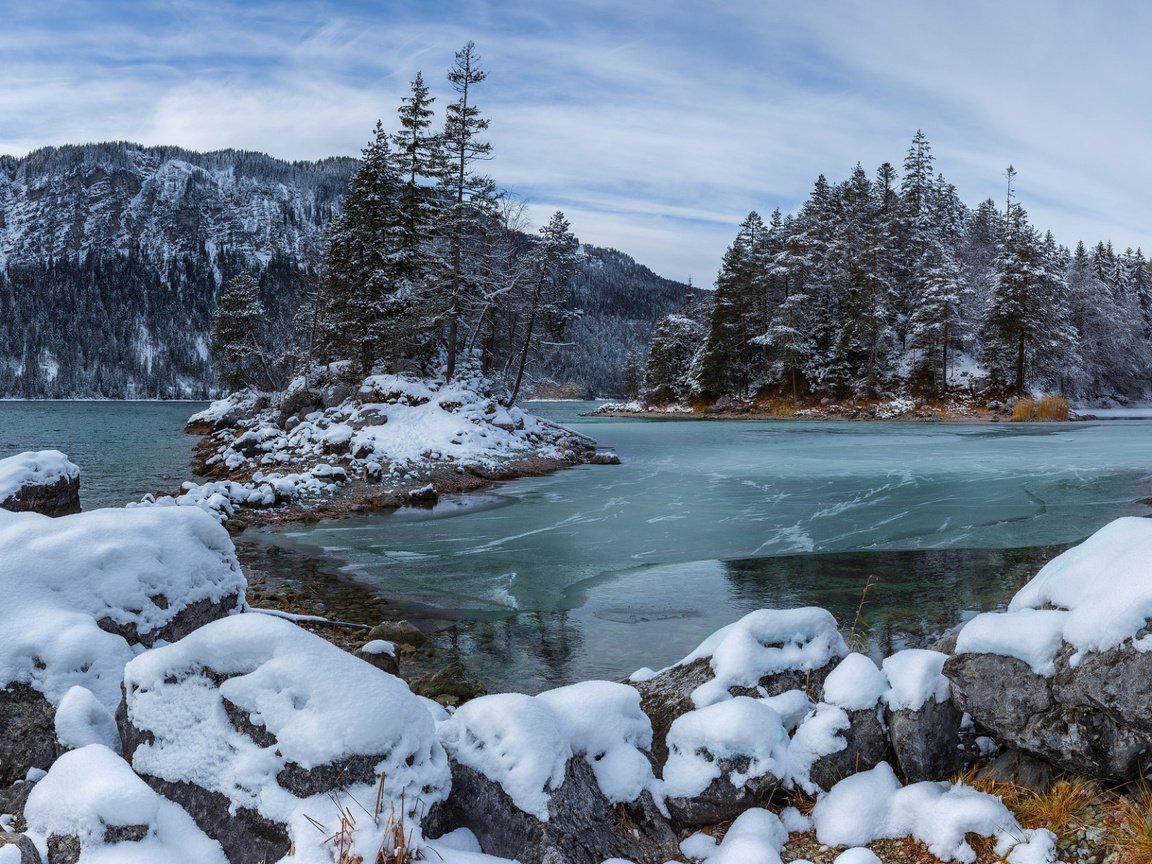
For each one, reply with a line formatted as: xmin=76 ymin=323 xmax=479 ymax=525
xmin=260 ymin=403 xmax=1152 ymax=690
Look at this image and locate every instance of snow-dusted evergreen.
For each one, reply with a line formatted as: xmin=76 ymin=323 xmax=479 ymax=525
xmin=643 ymin=132 xmax=1152 ymax=405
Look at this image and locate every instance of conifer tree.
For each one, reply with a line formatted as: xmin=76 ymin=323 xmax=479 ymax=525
xmin=210 ymin=271 xmax=277 ymax=390
xmin=438 ymin=41 xmax=498 ymax=381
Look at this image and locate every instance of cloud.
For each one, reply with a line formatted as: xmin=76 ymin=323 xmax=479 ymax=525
xmin=2 ymin=0 xmax=1151 ymax=279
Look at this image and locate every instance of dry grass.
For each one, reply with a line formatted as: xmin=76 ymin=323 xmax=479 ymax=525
xmin=1035 ymin=395 xmax=1070 ymax=420
xmin=306 ymin=776 xmax=419 ymax=864
xmin=1011 ymin=395 xmax=1069 ymax=421
xmin=846 ymin=574 xmax=880 ymax=653
xmin=1104 ymin=781 xmax=1152 ymax=864
xmin=1011 ymin=398 xmax=1036 ymax=421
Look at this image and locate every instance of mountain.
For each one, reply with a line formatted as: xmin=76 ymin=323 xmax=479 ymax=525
xmin=0 ymin=142 xmax=689 ymax=399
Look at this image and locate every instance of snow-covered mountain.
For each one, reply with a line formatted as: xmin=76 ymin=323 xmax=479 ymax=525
xmin=0 ymin=142 xmax=688 ymax=399
xmin=0 ymin=143 xmax=353 ymax=398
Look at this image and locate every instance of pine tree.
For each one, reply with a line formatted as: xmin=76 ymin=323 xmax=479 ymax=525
xmin=210 ymin=271 xmax=278 ymax=390
xmin=438 ymin=41 xmax=498 ymax=381
xmin=508 ymin=211 xmax=580 ymax=404
xmin=392 ymin=72 xmax=442 ymax=295
xmin=319 ymin=121 xmax=405 ymax=375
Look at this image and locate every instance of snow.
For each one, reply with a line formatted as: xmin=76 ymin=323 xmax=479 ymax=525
xmin=0 ymin=505 xmax=245 ymax=712
xmin=676 ymin=608 xmax=848 ymax=708
xmin=835 ymin=850 xmax=881 ymax=864
xmin=123 ymin=613 xmax=450 ymax=860
xmin=663 ymin=697 xmax=789 ymax=799
xmin=680 ymin=808 xmax=789 ymax=864
xmin=881 ymin=649 xmax=951 ymax=711
xmin=438 ymin=693 xmax=570 ymax=821
xmin=954 ymin=609 xmax=1067 ymax=676
xmin=955 ymin=516 xmax=1152 ymax=671
xmin=0 ymin=449 xmax=78 ymax=501
xmin=823 ymin=652 xmax=888 ymax=711
xmin=787 ymin=703 xmax=851 ymax=794
xmin=54 ymin=685 xmax=122 ymax=754
xmin=811 ymin=762 xmax=1057 ymax=863
xmin=535 ymin=680 xmax=661 ymax=805
xmin=440 ymin=681 xmax=664 ymax=821
xmin=24 ymin=744 xmax=228 ymax=864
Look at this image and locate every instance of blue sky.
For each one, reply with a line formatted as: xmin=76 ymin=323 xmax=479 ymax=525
xmin=3 ymin=1 xmax=1151 ymax=283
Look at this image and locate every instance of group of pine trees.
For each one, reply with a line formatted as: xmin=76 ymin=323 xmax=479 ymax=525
xmin=643 ymin=132 xmax=1152 ymax=405
xmin=213 ymin=43 xmax=581 ymax=403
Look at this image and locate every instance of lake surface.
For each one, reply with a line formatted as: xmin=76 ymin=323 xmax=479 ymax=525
xmin=253 ymin=403 xmax=1152 ymax=691
xmin=4 ymin=400 xmax=1151 ymax=692
xmin=0 ymin=401 xmax=205 ymax=508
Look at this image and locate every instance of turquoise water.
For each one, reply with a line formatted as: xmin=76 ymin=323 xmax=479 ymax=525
xmin=261 ymin=404 xmax=1152 ymax=690
xmin=0 ymin=401 xmax=206 ymax=508
xmin=5 ymin=400 xmax=1152 ymax=692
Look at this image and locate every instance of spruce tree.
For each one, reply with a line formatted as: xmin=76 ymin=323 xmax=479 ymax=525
xmin=210 ymin=271 xmax=277 ymax=390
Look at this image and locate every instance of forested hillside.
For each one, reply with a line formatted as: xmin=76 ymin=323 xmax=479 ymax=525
xmin=643 ymin=132 xmax=1152 ymax=406
xmin=0 ymin=140 xmax=682 ymax=399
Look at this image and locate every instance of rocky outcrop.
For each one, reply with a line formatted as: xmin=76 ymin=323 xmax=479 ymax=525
xmin=437 ymin=756 xmax=678 ymax=864
xmin=808 ymin=707 xmax=891 ymax=792
xmin=945 ymin=644 xmax=1152 ymax=780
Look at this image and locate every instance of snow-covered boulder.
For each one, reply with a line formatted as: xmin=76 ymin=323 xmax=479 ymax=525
xmin=0 ymin=451 xmax=80 ymax=516
xmin=632 ymin=608 xmax=848 ymax=764
xmin=794 ymin=653 xmax=891 ymax=791
xmin=436 ymin=685 xmax=677 ymax=864
xmin=0 ymin=506 xmax=245 ymax=787
xmin=119 ymin=613 xmax=450 ymax=864
xmin=23 ymin=744 xmax=228 ymax=864
xmin=945 ymin=517 xmax=1152 ymax=779
xmin=882 ymin=649 xmax=972 ymax=781
xmin=662 ymin=696 xmax=789 ymax=824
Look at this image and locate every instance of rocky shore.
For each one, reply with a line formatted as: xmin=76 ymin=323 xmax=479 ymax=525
xmin=4 ymin=444 xmax=1152 ymax=863
xmin=133 ymin=366 xmax=614 ymax=529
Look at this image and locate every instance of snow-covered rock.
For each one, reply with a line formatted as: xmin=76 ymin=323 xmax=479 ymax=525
xmin=633 ymin=608 xmax=847 ymax=765
xmin=0 ymin=506 xmax=245 ymax=786
xmin=0 ymin=450 xmax=80 ymax=516
xmin=882 ymin=650 xmax=971 ymax=781
xmin=436 ymin=685 xmax=676 ymax=864
xmin=24 ymin=744 xmax=228 ymax=864
xmin=119 ymin=613 xmax=450 ymax=864
xmin=946 ymin=517 xmax=1152 ymax=779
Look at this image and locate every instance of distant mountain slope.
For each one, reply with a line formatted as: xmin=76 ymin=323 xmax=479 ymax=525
xmin=0 ymin=142 xmax=690 ymax=398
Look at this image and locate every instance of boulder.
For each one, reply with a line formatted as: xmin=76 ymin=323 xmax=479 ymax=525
xmin=806 ymin=706 xmax=890 ymax=792
xmin=367 ymin=619 xmax=428 ymax=647
xmin=437 ymin=756 xmax=676 ymax=864
xmin=588 ymin=452 xmax=621 ymax=465
xmin=632 ymin=608 xmax=847 ymax=765
xmin=945 ymin=645 xmax=1152 ymax=779
xmin=411 ymin=661 xmax=487 ymax=706
xmin=119 ymin=614 xmax=450 ymax=864
xmin=354 ymin=640 xmax=399 ymax=676
xmin=881 ymin=648 xmax=972 ymax=782
xmin=886 ymin=696 xmax=971 ymax=782
xmin=0 ymin=834 xmax=40 ymax=864
xmin=0 ymin=684 xmax=58 ymax=788
xmin=24 ymin=745 xmax=228 ymax=864
xmin=662 ymin=697 xmax=789 ymax=825
xmin=0 ymin=451 xmax=80 ymax=516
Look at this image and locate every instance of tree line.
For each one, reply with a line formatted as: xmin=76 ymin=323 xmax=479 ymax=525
xmin=642 ymin=132 xmax=1152 ymax=405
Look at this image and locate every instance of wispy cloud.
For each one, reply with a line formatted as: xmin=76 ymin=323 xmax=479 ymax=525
xmin=2 ymin=0 xmax=1150 ymax=280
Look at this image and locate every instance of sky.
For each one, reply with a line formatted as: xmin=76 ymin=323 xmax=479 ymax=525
xmin=3 ymin=0 xmax=1151 ymax=284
